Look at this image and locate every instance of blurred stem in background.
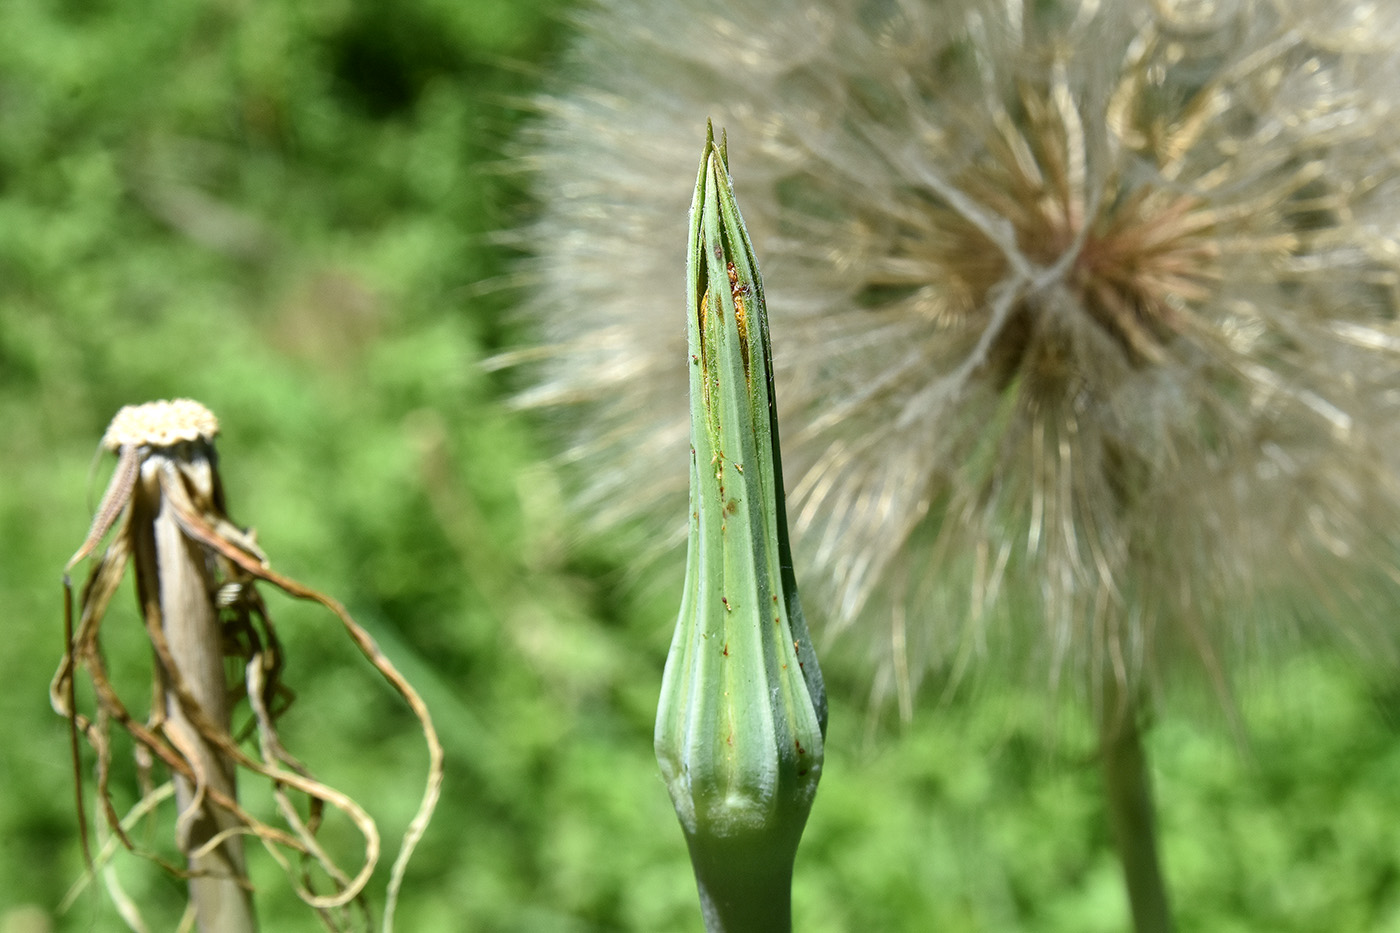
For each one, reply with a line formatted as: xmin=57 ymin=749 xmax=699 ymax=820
xmin=1099 ymin=678 xmax=1172 ymax=933
xmin=655 ymin=128 xmax=827 ymax=933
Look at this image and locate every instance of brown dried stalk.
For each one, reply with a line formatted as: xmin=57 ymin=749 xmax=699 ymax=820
xmin=52 ymin=399 xmax=443 ymax=933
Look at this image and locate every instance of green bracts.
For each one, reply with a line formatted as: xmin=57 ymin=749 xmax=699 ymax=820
xmin=655 ymin=127 xmax=828 ymax=933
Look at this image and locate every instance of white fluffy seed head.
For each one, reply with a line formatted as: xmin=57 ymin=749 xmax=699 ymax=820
xmin=515 ymin=0 xmax=1400 ymax=714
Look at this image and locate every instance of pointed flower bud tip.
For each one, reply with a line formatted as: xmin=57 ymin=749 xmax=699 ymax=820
xmin=655 ymin=127 xmax=827 ymax=930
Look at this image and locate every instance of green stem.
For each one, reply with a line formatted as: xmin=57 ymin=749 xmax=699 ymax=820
xmin=1098 ymin=678 xmax=1173 ymax=933
xmin=686 ymin=834 xmax=795 ymax=933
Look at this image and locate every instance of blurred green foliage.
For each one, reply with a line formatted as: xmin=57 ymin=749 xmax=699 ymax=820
xmin=2 ymin=1 xmax=1400 ymax=930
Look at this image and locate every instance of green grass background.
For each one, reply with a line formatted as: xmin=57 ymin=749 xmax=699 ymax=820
xmin=3 ymin=1 xmax=1400 ymax=930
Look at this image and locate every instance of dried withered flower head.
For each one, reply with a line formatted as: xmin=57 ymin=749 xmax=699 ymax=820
xmin=54 ymin=399 xmax=442 ymax=933
xmin=513 ymin=0 xmax=1400 ymax=716
xmin=101 ymin=397 xmax=221 ymax=449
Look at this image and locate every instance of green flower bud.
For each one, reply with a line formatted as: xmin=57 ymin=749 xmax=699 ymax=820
xmin=655 ymin=126 xmax=828 ymax=933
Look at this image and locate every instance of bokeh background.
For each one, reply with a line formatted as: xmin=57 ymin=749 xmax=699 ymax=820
xmin=3 ymin=1 xmax=1400 ymax=930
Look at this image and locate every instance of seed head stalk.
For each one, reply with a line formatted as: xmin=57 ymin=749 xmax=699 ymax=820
xmin=655 ymin=127 xmax=827 ymax=933
xmin=1099 ymin=676 xmax=1171 ymax=933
